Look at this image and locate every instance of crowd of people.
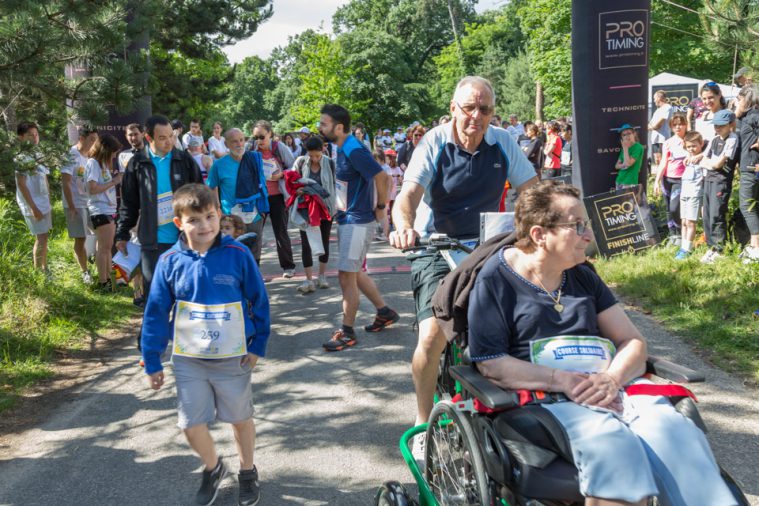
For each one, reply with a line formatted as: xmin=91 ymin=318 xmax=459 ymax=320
xmin=10 ymin=72 xmax=757 ymax=506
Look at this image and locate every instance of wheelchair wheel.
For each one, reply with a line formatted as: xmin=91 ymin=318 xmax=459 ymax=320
xmin=374 ymin=481 xmax=418 ymax=506
xmin=425 ymin=402 xmax=491 ymax=505
xmin=435 ymin=344 xmax=457 ymax=402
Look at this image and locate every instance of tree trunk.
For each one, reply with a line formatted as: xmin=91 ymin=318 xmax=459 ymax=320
xmin=0 ymin=87 xmax=18 ymax=133
xmin=446 ymin=0 xmax=466 ymax=75
xmin=535 ymin=81 xmax=544 ymax=122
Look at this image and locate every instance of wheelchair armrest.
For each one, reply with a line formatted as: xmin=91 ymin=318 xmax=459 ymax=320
xmin=449 ymin=365 xmax=521 ymax=410
xmin=646 ymin=355 xmax=705 ymax=383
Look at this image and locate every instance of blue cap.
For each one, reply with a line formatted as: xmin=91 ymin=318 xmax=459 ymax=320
xmin=712 ymin=109 xmax=736 ymax=126
xmin=614 ymin=123 xmax=638 ymax=132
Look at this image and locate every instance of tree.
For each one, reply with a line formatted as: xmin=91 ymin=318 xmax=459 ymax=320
xmin=517 ymin=0 xmax=572 ymax=120
xmin=701 ymin=0 xmax=759 ymax=80
xmin=649 ymin=0 xmax=733 ymax=81
xmin=490 ymin=51 xmax=536 ymax=121
xmin=223 ymin=56 xmax=281 ymax=132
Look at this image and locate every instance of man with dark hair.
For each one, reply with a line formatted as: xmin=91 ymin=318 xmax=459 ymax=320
xmin=182 ymin=118 xmax=206 ymax=154
xmin=61 ymin=125 xmax=99 ymax=283
xmin=171 ymin=119 xmax=185 ymax=151
xmin=116 ymin=114 xmax=203 ymax=311
xmin=15 ymin=121 xmax=52 ymax=274
xmin=318 ymin=104 xmax=399 ymax=352
xmin=118 ymin=123 xmax=145 ymax=171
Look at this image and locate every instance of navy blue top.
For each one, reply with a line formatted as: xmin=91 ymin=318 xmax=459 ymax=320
xmin=468 ymin=248 xmax=617 ymax=362
xmin=336 ymin=134 xmax=383 ymax=225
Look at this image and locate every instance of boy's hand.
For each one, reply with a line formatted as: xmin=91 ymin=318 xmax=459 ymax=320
xmin=147 ymin=371 xmax=164 ymax=390
xmin=240 ymin=353 xmax=259 ymax=368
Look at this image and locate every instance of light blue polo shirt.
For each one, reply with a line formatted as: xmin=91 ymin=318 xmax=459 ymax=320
xmin=149 ymin=147 xmax=179 ymax=244
xmin=207 ymin=154 xmax=264 ymax=222
xmin=403 ymin=123 xmax=536 ymax=239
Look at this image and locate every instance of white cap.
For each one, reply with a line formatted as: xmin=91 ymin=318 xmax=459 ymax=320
xmin=299 ymin=127 xmax=310 ymax=133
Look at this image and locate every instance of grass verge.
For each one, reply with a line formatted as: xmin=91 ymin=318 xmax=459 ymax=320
xmin=594 ymin=244 xmax=759 ymax=384
xmin=0 ymin=198 xmax=139 ymax=412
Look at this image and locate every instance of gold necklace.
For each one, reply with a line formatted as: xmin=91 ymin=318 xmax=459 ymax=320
xmin=529 ymin=268 xmax=564 ymax=313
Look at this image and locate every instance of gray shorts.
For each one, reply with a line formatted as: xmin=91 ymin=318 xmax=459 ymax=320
xmin=64 ymin=207 xmax=90 ymax=238
xmin=23 ymin=212 xmax=52 ymax=236
xmin=173 ymin=355 xmax=255 ymax=429
xmin=680 ymin=193 xmax=703 ymax=221
xmin=337 ymin=222 xmax=374 ymax=272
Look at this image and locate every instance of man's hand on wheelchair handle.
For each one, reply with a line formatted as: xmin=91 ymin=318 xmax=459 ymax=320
xmin=389 ymin=228 xmax=419 ymax=249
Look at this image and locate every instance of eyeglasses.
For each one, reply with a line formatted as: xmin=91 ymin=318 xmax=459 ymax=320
xmin=554 ymin=219 xmax=591 ymax=235
xmin=413 ymin=133 xmax=424 ymax=138
xmin=252 ymin=135 xmax=267 ymax=140
xmin=455 ymin=101 xmax=495 ymax=117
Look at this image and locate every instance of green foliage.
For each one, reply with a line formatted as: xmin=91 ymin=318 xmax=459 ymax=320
xmin=701 ymin=0 xmax=759 ymax=80
xmin=223 ymin=56 xmax=281 ymax=133
xmin=517 ymin=0 xmax=572 ymax=119
xmin=595 ymin=247 xmax=759 ymax=383
xmin=0 ymin=200 xmax=138 ymax=412
xmin=492 ymin=51 xmax=536 ymax=121
xmin=149 ymin=44 xmax=233 ymax=127
xmin=650 ymin=0 xmax=733 ymax=81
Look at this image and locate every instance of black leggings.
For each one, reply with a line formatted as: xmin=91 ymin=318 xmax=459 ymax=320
xmin=662 ymin=177 xmax=682 ymax=234
xmin=300 ymin=219 xmax=332 ymax=268
xmin=739 ymin=170 xmax=759 ymax=235
xmin=263 ymin=194 xmax=295 ymax=270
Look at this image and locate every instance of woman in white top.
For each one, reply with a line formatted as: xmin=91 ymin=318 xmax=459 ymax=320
xmin=695 ymin=81 xmax=727 ymax=146
xmin=207 ymin=121 xmax=229 ymax=159
xmin=86 ymin=134 xmax=123 ymax=290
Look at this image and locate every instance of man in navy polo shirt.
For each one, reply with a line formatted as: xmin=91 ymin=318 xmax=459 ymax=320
xmin=318 ymin=104 xmax=399 ymax=352
xmin=390 ymin=76 xmax=538 ymax=457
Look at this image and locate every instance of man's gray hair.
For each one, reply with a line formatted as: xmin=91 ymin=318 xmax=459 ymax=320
xmin=739 ymin=83 xmax=759 ymax=110
xmin=225 ymin=127 xmax=244 ymax=141
xmin=453 ymin=76 xmax=496 ymax=104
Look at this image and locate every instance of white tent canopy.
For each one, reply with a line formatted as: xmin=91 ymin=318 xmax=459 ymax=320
xmin=649 ymin=72 xmax=738 ymax=104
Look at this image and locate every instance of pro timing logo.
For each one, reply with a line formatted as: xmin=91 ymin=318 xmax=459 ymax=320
xmin=599 ymin=9 xmax=649 ymax=70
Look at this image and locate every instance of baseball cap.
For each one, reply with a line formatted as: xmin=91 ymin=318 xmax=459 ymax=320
xmin=384 ymin=149 xmax=397 ymax=157
xmin=188 ymin=139 xmax=202 ymax=148
xmin=299 ymin=127 xmax=310 ymax=134
xmin=171 ymin=119 xmax=184 ymax=130
xmin=614 ymin=123 xmax=638 ymax=132
xmin=712 ymin=109 xmax=736 ymax=126
xmin=383 ymin=128 xmax=391 ymax=133
xmin=734 ymin=67 xmax=748 ymax=79
xmin=397 ymin=126 xmax=403 ymax=130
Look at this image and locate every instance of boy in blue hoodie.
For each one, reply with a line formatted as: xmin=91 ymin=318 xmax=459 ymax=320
xmin=141 ymin=183 xmax=270 ymax=506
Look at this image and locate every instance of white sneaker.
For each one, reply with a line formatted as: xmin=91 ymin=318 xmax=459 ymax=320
xmin=316 ymin=275 xmax=330 ymax=289
xmin=699 ymin=250 xmax=714 ymax=264
xmin=81 ymin=271 xmax=93 ymax=284
xmin=710 ymin=251 xmax=724 ymax=262
xmin=741 ymin=246 xmax=759 ymax=264
xmin=411 ymin=432 xmax=426 ymax=471
xmin=297 ymin=280 xmax=315 ymax=294
xmin=283 ymin=269 xmax=295 ymax=279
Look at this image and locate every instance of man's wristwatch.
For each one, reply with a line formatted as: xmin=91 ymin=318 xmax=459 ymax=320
xmin=376 ymin=203 xmax=386 ymax=210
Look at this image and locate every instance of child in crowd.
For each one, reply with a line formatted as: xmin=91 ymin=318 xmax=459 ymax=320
xmin=14 ymin=122 xmax=52 ymax=274
xmin=221 ymin=213 xmax=259 ymax=256
xmin=141 ymin=184 xmax=270 ymax=506
xmin=86 ymin=134 xmax=123 ymax=291
xmin=614 ymin=123 xmax=644 ymax=190
xmin=676 ymin=131 xmax=706 ymax=260
xmin=373 ymin=149 xmax=391 ymax=240
xmin=700 ymin=109 xmax=740 ymax=263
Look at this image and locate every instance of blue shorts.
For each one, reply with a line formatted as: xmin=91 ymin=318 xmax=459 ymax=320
xmin=172 ymin=355 xmax=254 ymax=429
xmin=542 ymin=388 xmax=736 ymax=505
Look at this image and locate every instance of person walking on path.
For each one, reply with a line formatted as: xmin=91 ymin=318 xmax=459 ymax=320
xmin=249 ymin=120 xmax=297 ymax=278
xmin=318 ymin=104 xmax=399 ymax=352
xmin=116 ymin=114 xmax=203 ymax=304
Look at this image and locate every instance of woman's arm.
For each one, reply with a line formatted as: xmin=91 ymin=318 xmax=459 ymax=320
xmin=88 ymin=172 xmax=122 ymax=195
xmin=477 ymin=355 xmax=588 ymax=394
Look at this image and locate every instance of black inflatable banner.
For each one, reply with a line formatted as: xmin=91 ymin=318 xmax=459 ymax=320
xmin=571 ymin=1 xmax=651 ymax=197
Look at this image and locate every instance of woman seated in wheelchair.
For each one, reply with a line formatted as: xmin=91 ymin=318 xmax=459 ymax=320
xmin=468 ymin=180 xmax=736 ymax=506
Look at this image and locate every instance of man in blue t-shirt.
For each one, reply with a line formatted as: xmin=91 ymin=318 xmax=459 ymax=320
xmin=318 ymin=104 xmax=399 ymax=352
xmin=389 ymin=76 xmax=538 ymax=451
xmin=207 ymin=128 xmax=267 ymax=262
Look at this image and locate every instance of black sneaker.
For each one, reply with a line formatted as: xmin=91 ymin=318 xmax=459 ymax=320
xmin=364 ymin=308 xmax=400 ymax=332
xmin=196 ymin=458 xmax=227 ymax=506
xmin=238 ymin=466 xmax=260 ymax=506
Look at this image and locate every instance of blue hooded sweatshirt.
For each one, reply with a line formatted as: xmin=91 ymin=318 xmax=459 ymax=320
xmin=141 ymin=233 xmax=270 ymax=374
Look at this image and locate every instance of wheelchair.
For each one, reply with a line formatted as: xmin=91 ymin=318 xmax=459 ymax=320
xmin=377 ymin=339 xmax=750 ymax=506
